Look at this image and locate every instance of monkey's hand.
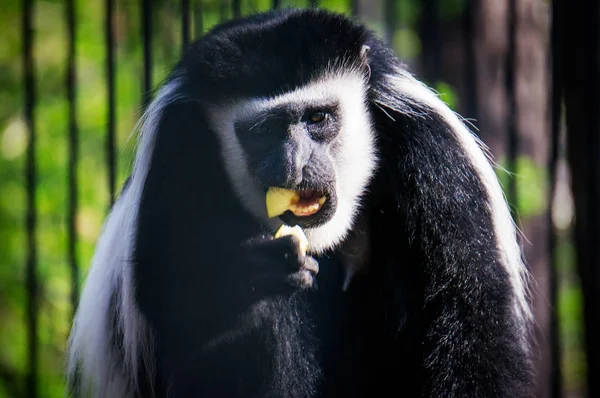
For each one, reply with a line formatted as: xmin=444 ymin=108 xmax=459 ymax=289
xmin=241 ymin=228 xmax=319 ymax=298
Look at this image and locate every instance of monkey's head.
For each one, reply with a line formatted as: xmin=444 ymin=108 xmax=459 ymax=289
xmin=233 ymin=93 xmax=343 ymax=229
xmin=183 ymin=9 xmax=378 ymax=253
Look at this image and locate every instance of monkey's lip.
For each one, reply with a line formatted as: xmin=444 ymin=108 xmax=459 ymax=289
xmin=288 ymin=189 xmax=327 ymax=217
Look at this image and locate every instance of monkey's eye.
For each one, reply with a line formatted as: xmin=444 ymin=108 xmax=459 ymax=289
xmin=307 ymin=111 xmax=327 ymax=124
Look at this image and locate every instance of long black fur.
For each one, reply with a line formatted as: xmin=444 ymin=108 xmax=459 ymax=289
xmin=79 ymin=8 xmax=533 ymax=398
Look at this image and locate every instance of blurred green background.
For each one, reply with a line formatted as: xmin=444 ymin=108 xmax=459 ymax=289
xmin=0 ymin=0 xmax=586 ymax=397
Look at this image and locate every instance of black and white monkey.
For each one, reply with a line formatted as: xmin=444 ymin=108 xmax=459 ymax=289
xmin=67 ymin=8 xmax=534 ymax=398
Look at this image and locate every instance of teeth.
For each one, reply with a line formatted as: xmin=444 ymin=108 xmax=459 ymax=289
xmin=289 ymin=202 xmax=322 ymax=216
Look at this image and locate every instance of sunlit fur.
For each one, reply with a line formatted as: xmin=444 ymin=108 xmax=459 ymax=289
xmin=66 ymin=81 xmax=184 ymax=396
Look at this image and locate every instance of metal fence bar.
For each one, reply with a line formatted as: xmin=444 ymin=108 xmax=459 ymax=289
xmin=66 ymin=0 xmax=80 ymax=318
xmin=349 ymin=0 xmax=358 ymax=16
xmin=232 ymin=0 xmax=241 ymax=18
xmin=194 ymin=0 xmax=204 ymax=38
xmin=463 ymin=0 xmax=478 ymax=124
xmin=420 ymin=0 xmax=441 ymax=83
xmin=383 ymin=0 xmax=396 ymax=47
xmin=23 ymin=0 xmax=38 ymax=396
xmin=219 ymin=0 xmax=228 ymax=22
xmin=505 ymin=0 xmax=518 ymax=215
xmin=182 ymin=0 xmax=191 ymax=51
xmin=106 ymin=0 xmax=116 ymax=204
xmin=142 ymin=0 xmax=153 ymax=109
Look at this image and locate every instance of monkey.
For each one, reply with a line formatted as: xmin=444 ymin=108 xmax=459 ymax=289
xmin=67 ymin=8 xmax=534 ymax=398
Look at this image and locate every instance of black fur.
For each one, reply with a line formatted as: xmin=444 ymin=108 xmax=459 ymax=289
xmin=114 ymin=8 xmax=532 ymax=398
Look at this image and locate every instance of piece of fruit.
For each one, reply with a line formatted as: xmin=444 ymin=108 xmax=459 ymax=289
xmin=266 ymin=187 xmax=300 ymax=218
xmin=274 ymin=224 xmax=308 ymax=256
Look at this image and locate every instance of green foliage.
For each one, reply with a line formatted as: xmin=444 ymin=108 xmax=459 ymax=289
xmin=393 ymin=28 xmax=422 ymax=60
xmin=495 ymin=155 xmax=548 ymax=219
xmin=433 ymin=81 xmax=459 ymax=110
xmin=396 ymin=0 xmax=421 ymax=26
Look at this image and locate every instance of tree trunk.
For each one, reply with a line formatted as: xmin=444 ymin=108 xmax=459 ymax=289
xmin=470 ymin=1 xmax=555 ymax=396
xmin=513 ymin=1 xmax=553 ymax=395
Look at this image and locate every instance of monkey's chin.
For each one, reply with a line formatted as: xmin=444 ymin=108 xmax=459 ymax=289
xmin=279 ymin=191 xmax=337 ymax=229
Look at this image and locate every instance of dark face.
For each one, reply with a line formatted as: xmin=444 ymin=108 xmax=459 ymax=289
xmin=234 ymin=101 xmax=340 ymax=228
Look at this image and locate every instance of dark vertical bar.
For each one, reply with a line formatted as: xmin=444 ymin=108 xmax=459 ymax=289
xmin=248 ymin=0 xmax=257 ymax=13
xmin=142 ymin=0 xmax=153 ymax=109
xmin=194 ymin=0 xmax=204 ymax=38
xmin=232 ymin=0 xmax=241 ymax=18
xmin=563 ymin=0 xmax=600 ymax=394
xmin=548 ymin=0 xmax=563 ymax=396
xmin=504 ymin=0 xmax=518 ymax=214
xmin=66 ymin=0 xmax=79 ymax=316
xmin=383 ymin=0 xmax=396 ymax=47
xmin=219 ymin=0 xmax=228 ymax=21
xmin=106 ymin=0 xmax=116 ymax=204
xmin=420 ymin=0 xmax=441 ymax=83
xmin=23 ymin=0 xmax=38 ymax=397
xmin=309 ymin=0 xmax=318 ymax=8
xmin=349 ymin=0 xmax=358 ymax=16
xmin=182 ymin=0 xmax=191 ymax=51
xmin=463 ymin=0 xmax=478 ymax=124
xmin=563 ymin=0 xmax=600 ymax=392
xmin=272 ymin=0 xmax=280 ymax=10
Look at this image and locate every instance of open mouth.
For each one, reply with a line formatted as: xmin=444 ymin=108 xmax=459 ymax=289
xmin=265 ymin=187 xmax=327 ymax=218
xmin=289 ymin=189 xmax=327 ymax=217
xmin=266 ymin=186 xmax=337 ymax=229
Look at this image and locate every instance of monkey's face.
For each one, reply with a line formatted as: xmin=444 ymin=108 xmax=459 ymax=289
xmin=233 ymin=101 xmax=341 ymax=228
xmin=210 ymin=72 xmax=377 ymax=253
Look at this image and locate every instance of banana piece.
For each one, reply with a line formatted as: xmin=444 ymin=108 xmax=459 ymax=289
xmin=266 ymin=187 xmax=299 ymax=218
xmin=274 ymin=224 xmax=308 ymax=256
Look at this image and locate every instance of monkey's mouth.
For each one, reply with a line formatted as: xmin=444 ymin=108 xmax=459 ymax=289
xmin=289 ymin=189 xmax=327 ymax=217
xmin=265 ymin=187 xmax=336 ymax=228
xmin=266 ymin=188 xmax=327 ymax=218
xmin=282 ymin=191 xmax=336 ymax=228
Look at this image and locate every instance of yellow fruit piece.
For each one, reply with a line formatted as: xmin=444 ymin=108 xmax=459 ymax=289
xmin=266 ymin=187 xmax=299 ymax=218
xmin=274 ymin=224 xmax=308 ymax=256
